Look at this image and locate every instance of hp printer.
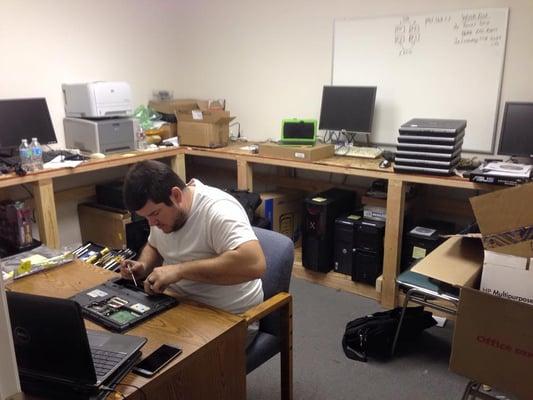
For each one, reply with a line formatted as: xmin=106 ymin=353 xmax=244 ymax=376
xmin=62 ymin=81 xmax=133 ymax=118
xmin=64 ymin=117 xmax=137 ymax=154
xmin=62 ymin=81 xmax=136 ymax=153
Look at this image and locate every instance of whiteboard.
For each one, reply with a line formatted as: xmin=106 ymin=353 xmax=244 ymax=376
xmin=332 ymin=8 xmax=509 ymax=153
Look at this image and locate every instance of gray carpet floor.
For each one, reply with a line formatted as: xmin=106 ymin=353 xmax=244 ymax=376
xmin=247 ymin=277 xmax=470 ymax=400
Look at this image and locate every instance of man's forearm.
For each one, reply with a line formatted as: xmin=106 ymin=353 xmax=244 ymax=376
xmin=138 ymin=243 xmax=163 ymax=274
xmin=175 ymin=241 xmax=265 ymax=285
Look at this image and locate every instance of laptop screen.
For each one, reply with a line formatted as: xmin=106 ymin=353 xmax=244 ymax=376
xmin=6 ymin=291 xmax=97 ymax=386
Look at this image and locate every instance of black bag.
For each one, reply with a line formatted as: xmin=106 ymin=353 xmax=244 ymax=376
xmin=342 ymin=306 xmax=436 ymax=362
xmin=224 ymin=189 xmax=262 ymax=223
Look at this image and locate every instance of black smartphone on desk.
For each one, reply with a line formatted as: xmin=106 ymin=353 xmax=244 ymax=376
xmin=133 ymin=344 xmax=182 ymax=377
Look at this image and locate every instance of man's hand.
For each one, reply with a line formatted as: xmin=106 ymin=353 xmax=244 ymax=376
xmin=119 ymin=259 xmax=148 ymax=281
xmin=144 ymin=265 xmax=182 ymax=295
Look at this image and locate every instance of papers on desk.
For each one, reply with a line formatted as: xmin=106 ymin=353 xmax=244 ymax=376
xmin=43 ymin=156 xmax=84 ymax=169
xmin=482 ymin=162 xmax=532 ymax=178
xmin=1 ymin=245 xmax=74 ymax=282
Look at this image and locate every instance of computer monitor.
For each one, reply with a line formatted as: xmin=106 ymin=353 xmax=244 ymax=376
xmin=498 ymin=102 xmax=533 ymax=158
xmin=0 ymin=98 xmax=57 ymax=152
xmin=319 ymin=86 xmax=377 ymax=134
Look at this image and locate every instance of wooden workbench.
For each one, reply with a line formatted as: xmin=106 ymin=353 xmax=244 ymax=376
xmin=180 ymin=143 xmax=496 ymax=308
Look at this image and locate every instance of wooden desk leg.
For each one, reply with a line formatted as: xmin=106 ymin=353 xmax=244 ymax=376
xmin=237 ymin=159 xmax=253 ymax=191
xmin=33 ymin=178 xmax=60 ymax=249
xmin=280 ymin=298 xmax=293 ymax=400
xmin=170 ymin=153 xmax=186 ymax=181
xmin=382 ymin=179 xmax=406 ymax=308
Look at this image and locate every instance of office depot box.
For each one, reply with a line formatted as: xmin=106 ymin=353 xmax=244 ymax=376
xmin=410 ymin=236 xmax=483 ymax=288
xmin=470 ymin=183 xmax=533 ymax=304
xmin=256 ymin=190 xmax=304 ymax=246
xmin=450 ymin=287 xmax=533 ymax=399
xmin=176 ymin=109 xmax=234 ymax=148
xmin=258 ymin=143 xmax=334 ymax=162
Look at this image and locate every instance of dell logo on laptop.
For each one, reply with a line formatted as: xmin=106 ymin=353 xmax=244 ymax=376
xmin=14 ymin=326 xmax=31 ymax=344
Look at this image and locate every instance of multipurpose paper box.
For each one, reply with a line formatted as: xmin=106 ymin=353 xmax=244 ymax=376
xmin=176 ymin=109 xmax=234 ymax=148
xmin=257 ymin=190 xmax=304 ymax=246
xmin=470 ymin=183 xmax=533 ymax=304
xmin=450 ymin=287 xmax=533 ymax=399
xmin=258 ymin=143 xmax=334 ymax=162
xmin=410 ymin=236 xmax=483 ymax=288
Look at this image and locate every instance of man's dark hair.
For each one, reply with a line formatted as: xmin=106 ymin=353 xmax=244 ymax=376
xmin=123 ymin=160 xmax=186 ymax=212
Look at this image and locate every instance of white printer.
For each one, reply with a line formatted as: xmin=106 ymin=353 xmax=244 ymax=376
xmin=62 ymin=81 xmax=133 ymax=118
xmin=64 ymin=117 xmax=137 ymax=154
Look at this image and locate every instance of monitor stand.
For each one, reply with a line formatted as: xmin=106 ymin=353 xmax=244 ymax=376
xmin=349 ymin=132 xmax=371 ymax=147
xmin=508 ymin=155 xmax=533 ymax=165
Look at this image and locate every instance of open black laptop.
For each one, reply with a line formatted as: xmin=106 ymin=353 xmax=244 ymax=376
xmin=6 ymin=291 xmax=147 ymax=398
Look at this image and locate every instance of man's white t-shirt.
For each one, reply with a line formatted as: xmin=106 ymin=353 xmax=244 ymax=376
xmin=147 ymin=179 xmax=263 ymax=315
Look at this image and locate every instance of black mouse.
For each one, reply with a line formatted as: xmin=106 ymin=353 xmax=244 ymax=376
xmin=379 ymin=159 xmax=391 ymax=169
xmin=14 ymin=164 xmax=27 ymax=176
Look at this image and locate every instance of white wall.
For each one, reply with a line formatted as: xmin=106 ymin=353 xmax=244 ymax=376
xmin=1 ymin=0 xmax=532 ymax=246
xmin=0 ymin=0 xmax=186 ymax=147
xmin=170 ymin=0 xmax=533 ymax=146
xmin=1 ymin=0 xmax=532 ymax=147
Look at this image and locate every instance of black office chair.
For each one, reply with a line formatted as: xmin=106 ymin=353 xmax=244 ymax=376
xmin=243 ymin=227 xmax=294 ymax=400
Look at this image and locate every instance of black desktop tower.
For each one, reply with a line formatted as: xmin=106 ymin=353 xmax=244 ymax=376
xmin=354 ymin=219 xmax=385 ymax=253
xmin=333 ymin=215 xmax=362 ymax=275
xmin=302 ymin=188 xmax=356 ymax=272
xmin=401 ymin=225 xmax=447 ymax=271
xmin=351 ymin=219 xmax=386 ymax=285
xmin=353 ymin=250 xmax=383 ymax=285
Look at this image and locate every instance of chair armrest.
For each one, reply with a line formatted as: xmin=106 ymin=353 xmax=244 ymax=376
xmin=242 ymin=292 xmax=292 ymax=326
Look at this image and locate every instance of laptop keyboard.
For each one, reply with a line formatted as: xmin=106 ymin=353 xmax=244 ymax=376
xmin=90 ymin=348 xmax=127 ymax=379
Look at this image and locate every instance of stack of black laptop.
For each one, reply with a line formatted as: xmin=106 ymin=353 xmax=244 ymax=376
xmin=394 ymin=118 xmax=467 ymax=175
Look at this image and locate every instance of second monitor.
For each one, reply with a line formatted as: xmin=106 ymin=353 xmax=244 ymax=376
xmin=319 ymin=86 xmax=377 ymax=134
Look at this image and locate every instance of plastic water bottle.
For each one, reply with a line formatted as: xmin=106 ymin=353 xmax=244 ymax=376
xmin=30 ymin=137 xmax=43 ymax=170
xmin=19 ymin=139 xmax=33 ymax=172
xmin=136 ymin=128 xmax=147 ymax=150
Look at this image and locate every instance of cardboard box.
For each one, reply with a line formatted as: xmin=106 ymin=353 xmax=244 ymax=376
xmin=148 ymin=99 xmax=210 ymax=141
xmin=176 ymin=109 xmax=234 ymax=148
xmin=148 ymin=99 xmax=209 ymax=115
xmin=256 ymin=190 xmax=304 ymax=246
xmin=78 ymin=203 xmax=131 ymax=249
xmin=480 ymin=251 xmax=533 ymax=304
xmin=470 ymin=183 xmax=533 ymax=304
xmin=258 ymin=143 xmax=334 ymax=162
xmin=450 ymin=287 xmax=533 ymax=399
xmin=363 ymin=205 xmax=386 ymax=222
xmin=410 ymin=236 xmax=484 ymax=288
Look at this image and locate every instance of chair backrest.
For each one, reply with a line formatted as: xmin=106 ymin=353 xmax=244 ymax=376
xmin=253 ymin=227 xmax=294 ymax=335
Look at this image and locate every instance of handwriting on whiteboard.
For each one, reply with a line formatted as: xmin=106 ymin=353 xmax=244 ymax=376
xmin=395 ymin=16 xmax=420 ymax=56
xmin=395 ymin=10 xmax=503 ymax=56
xmin=452 ymin=11 xmax=503 ymax=47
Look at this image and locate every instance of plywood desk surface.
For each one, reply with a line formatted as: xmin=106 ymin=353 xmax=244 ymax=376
xmin=7 ymin=260 xmax=247 ymax=400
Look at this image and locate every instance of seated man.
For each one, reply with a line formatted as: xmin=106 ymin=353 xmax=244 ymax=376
xmin=120 ymin=160 xmax=265 ymax=344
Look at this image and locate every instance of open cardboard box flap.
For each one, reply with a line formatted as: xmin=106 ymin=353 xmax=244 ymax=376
xmin=411 ymin=236 xmax=483 ymax=288
xmin=470 ymin=182 xmax=533 ymax=258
